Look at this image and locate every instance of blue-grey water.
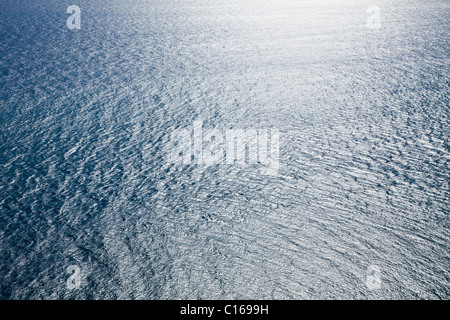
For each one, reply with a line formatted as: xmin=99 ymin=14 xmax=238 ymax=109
xmin=0 ymin=0 xmax=449 ymax=299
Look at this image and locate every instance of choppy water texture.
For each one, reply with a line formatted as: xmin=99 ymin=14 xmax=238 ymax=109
xmin=0 ymin=0 xmax=449 ymax=299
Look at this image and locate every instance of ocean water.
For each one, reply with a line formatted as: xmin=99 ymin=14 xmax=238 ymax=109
xmin=0 ymin=0 xmax=448 ymax=299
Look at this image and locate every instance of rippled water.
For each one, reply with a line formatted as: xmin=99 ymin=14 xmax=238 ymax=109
xmin=0 ymin=0 xmax=449 ymax=299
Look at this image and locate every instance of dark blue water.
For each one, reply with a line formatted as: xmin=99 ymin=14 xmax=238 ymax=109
xmin=0 ymin=0 xmax=449 ymax=299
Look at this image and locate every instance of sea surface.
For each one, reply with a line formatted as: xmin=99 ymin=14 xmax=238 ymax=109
xmin=0 ymin=0 xmax=449 ymax=299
